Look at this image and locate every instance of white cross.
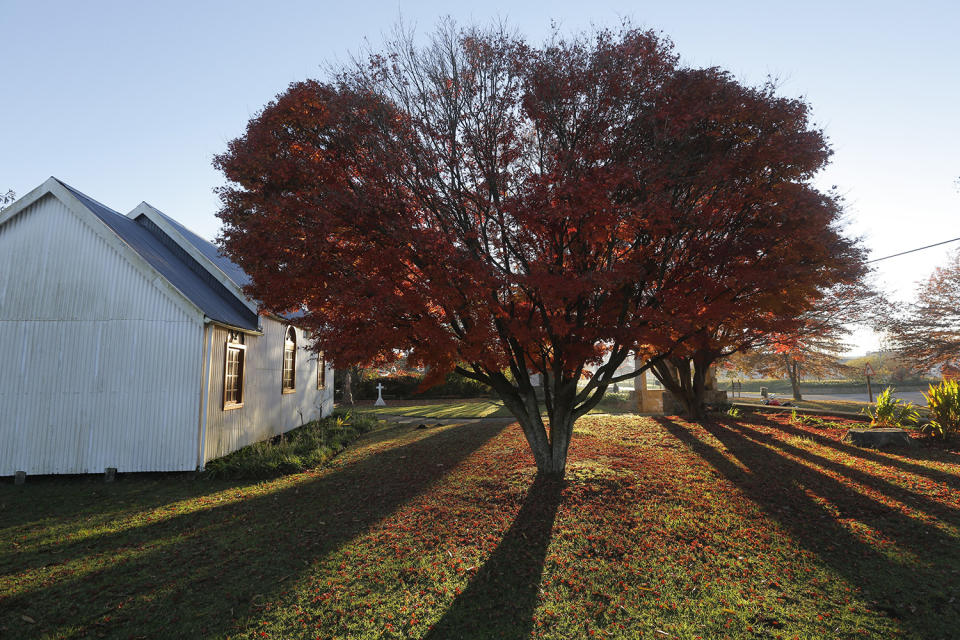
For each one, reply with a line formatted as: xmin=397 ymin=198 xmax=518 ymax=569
xmin=374 ymin=382 xmax=386 ymax=406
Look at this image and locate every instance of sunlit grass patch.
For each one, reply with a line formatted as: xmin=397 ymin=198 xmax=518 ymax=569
xmin=367 ymin=395 xmax=638 ymax=421
xmin=366 ymin=399 xmax=511 ymax=418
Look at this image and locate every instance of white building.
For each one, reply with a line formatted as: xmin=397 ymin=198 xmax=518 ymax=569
xmin=0 ymin=178 xmax=333 ymax=476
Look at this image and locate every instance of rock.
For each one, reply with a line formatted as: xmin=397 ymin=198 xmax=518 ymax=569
xmin=842 ymin=428 xmax=916 ymax=449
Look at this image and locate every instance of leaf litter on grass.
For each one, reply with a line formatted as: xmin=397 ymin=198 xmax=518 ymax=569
xmin=3 ymin=413 xmax=960 ymax=639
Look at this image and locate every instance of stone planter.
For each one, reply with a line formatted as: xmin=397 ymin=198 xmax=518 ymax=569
xmin=842 ymin=428 xmax=917 ymax=449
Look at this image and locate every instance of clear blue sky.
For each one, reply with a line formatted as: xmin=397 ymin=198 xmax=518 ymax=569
xmin=2 ymin=1 xmax=957 ymax=354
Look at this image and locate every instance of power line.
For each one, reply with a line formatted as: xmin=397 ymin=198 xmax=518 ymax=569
xmin=868 ymin=236 xmax=960 ymax=263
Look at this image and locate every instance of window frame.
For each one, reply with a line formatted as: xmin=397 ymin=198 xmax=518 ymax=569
xmin=223 ymin=332 xmax=246 ymax=410
xmin=317 ymin=353 xmax=327 ymax=390
xmin=282 ymin=326 xmax=297 ymax=394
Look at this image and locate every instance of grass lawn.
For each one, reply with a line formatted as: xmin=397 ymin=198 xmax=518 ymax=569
xmin=734 ymin=396 xmax=872 ymax=415
xmin=720 ymin=379 xmax=936 ymax=395
xmin=364 ymin=394 xmax=638 ymax=419
xmin=3 ymin=413 xmax=960 ymax=639
xmin=733 ymin=396 xmax=932 ymax=421
xmin=365 ymin=398 xmax=514 ymax=419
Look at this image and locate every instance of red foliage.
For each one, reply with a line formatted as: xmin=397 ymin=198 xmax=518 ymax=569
xmin=215 ymin=23 xmax=863 ymax=474
xmin=884 ymin=248 xmax=960 ymax=373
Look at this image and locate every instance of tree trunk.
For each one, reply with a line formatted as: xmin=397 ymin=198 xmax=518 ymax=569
xmin=691 ymin=354 xmax=710 ymax=417
xmin=458 ymin=360 xmax=635 ymax=480
xmin=676 ymin=359 xmax=704 ymax=418
xmin=498 ymin=387 xmax=574 ymax=479
xmin=651 ymin=355 xmax=713 ymax=419
xmin=341 ymin=368 xmax=354 ymax=406
xmin=546 ymin=407 xmax=574 ymax=477
xmin=786 ymin=356 xmax=802 ymax=401
xmin=652 ymin=358 xmax=704 ymax=418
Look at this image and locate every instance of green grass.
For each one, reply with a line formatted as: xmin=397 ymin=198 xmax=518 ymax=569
xmin=3 ymin=412 xmax=960 ymax=638
xmin=365 ymin=392 xmax=638 ymax=419
xmin=722 ymin=378 xmax=936 ymax=395
xmin=734 ymin=396 xmax=932 ymax=421
xmin=366 ymin=399 xmax=513 ymax=419
xmin=203 ymin=410 xmax=384 ymax=479
xmin=734 ymin=396 xmax=871 ymax=415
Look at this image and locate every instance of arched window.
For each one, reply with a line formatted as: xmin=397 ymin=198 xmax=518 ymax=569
xmin=317 ymin=353 xmax=327 ymax=390
xmin=224 ymin=331 xmax=245 ymax=409
xmin=282 ymin=327 xmax=296 ymax=393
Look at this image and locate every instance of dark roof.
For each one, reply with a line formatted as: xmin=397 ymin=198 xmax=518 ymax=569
xmin=58 ymin=180 xmax=259 ymax=331
xmin=152 ymin=203 xmax=307 ymax=322
xmin=153 ymin=209 xmax=252 ymax=288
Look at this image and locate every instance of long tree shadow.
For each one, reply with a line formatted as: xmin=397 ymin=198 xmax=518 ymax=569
xmin=654 ymin=417 xmax=960 ymax=639
xmin=424 ymin=474 xmax=564 ymax=640
xmin=1 ymin=420 xmax=510 ymax=639
xmin=756 ymin=418 xmax=960 ymax=491
xmin=722 ymin=420 xmax=960 ymax=523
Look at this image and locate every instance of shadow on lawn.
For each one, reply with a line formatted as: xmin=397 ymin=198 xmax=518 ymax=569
xmin=723 ymin=421 xmax=960 ymax=523
xmin=1 ymin=420 xmax=510 ymax=639
xmin=425 ymin=474 xmax=564 ymax=640
xmin=655 ymin=417 xmax=960 ymax=639
xmin=761 ymin=418 xmax=960 ymax=491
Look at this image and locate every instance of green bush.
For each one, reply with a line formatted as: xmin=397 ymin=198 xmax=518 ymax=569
xmin=727 ymin=406 xmax=742 ymax=418
xmin=866 ymin=387 xmax=919 ymax=428
xmin=594 ymin=390 xmax=634 ymax=413
xmin=203 ymin=410 xmax=382 ymax=479
xmin=922 ymin=380 xmax=960 ymax=440
xmin=789 ymin=410 xmax=850 ymax=429
xmin=354 ymin=372 xmax=494 ymax=400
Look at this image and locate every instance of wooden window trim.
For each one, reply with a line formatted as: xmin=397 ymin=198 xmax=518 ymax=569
xmin=223 ymin=342 xmax=246 ymax=410
xmin=282 ymin=327 xmax=297 ymax=394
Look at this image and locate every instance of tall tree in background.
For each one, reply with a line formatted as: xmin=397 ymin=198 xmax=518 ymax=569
xmin=1 ymin=190 xmax=14 ymax=211
xmin=884 ymin=248 xmax=960 ymax=375
xmin=726 ymin=339 xmax=850 ymax=401
xmin=723 ymin=282 xmax=873 ymax=400
xmin=216 ymin=22 xmax=862 ymax=477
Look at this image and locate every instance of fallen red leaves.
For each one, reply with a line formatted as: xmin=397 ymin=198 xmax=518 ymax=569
xmin=3 ymin=414 xmax=959 ymax=639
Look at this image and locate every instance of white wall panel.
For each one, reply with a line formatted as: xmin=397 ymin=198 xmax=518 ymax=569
xmin=203 ymin=318 xmax=334 ymax=463
xmin=0 ymin=195 xmax=204 ymax=475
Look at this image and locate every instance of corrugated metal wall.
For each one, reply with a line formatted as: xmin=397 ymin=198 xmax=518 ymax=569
xmin=0 ymin=195 xmax=204 ymax=475
xmin=203 ymin=318 xmax=334 ymax=463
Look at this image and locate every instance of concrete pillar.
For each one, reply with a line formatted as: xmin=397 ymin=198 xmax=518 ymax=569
xmin=634 ymin=356 xmax=647 ymax=412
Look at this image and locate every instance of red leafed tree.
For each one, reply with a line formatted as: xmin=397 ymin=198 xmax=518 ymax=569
xmin=646 ymin=279 xmax=867 ymax=413
xmin=622 ymin=69 xmax=868 ymax=414
xmin=215 ymin=23 xmax=862 ymax=477
xmin=884 ymin=248 xmax=960 ymax=374
xmin=723 ymin=282 xmax=874 ymax=401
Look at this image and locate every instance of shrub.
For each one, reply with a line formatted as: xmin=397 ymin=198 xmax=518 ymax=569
xmin=922 ymin=380 xmax=960 ymax=440
xmin=354 ymin=372 xmax=494 ymax=400
xmin=594 ymin=390 xmax=634 ymax=413
xmin=727 ymin=406 xmax=742 ymax=418
xmin=790 ymin=412 xmax=851 ymax=429
xmin=203 ymin=410 xmax=382 ymax=479
xmin=867 ymin=387 xmax=919 ymax=428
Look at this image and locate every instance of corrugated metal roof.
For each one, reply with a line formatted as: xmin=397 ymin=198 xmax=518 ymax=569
xmin=58 ymin=180 xmax=259 ymax=331
xmin=149 ymin=203 xmax=305 ymax=323
xmin=152 ymin=209 xmax=252 ymax=288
